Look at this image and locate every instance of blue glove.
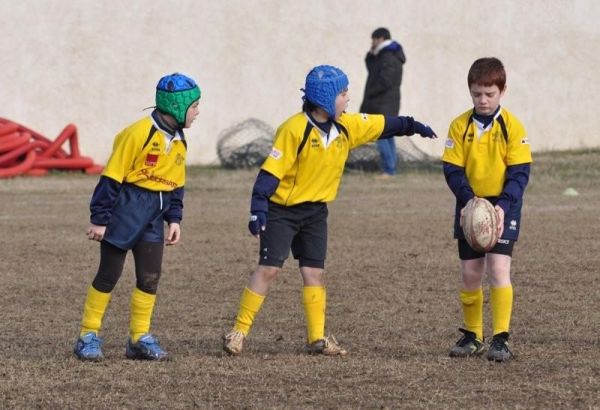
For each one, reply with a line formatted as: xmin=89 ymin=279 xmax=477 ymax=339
xmin=414 ymin=121 xmax=437 ymax=138
xmin=248 ymin=170 xmax=279 ymax=236
xmin=248 ymin=211 xmax=267 ymax=236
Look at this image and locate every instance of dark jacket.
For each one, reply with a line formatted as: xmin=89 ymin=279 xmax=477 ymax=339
xmin=360 ymin=40 xmax=406 ymax=116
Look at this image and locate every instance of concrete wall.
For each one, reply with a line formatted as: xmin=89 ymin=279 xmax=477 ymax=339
xmin=1 ymin=0 xmax=599 ymax=165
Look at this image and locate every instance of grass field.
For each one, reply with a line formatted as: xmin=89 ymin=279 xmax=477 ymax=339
xmin=0 ymin=149 xmax=598 ymax=409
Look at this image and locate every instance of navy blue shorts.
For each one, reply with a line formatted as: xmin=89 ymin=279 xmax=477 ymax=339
xmin=458 ymin=238 xmax=515 ymax=260
xmin=258 ymin=202 xmax=328 ymax=268
xmin=103 ymin=184 xmax=171 ymax=250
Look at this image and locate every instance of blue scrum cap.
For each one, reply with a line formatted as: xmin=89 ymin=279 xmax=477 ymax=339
xmin=303 ymin=65 xmax=348 ymax=119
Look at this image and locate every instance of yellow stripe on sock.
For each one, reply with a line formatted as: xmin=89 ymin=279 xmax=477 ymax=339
xmin=80 ymin=286 xmax=111 ymax=336
xmin=303 ymin=286 xmax=326 ymax=344
xmin=491 ymin=285 xmax=513 ymax=335
xmin=129 ymin=287 xmax=157 ymax=342
xmin=460 ymin=288 xmax=484 ymax=341
xmin=233 ymin=287 xmax=265 ymax=336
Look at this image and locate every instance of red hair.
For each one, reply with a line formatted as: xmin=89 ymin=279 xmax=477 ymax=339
xmin=468 ymin=57 xmax=506 ymax=90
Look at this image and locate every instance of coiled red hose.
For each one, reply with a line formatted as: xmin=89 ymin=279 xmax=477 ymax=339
xmin=0 ymin=117 xmax=103 ymax=178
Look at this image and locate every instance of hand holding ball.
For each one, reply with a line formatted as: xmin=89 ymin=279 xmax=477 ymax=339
xmin=461 ymin=197 xmax=500 ymax=252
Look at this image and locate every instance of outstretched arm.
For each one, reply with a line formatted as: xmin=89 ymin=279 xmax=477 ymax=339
xmin=379 ymin=116 xmax=437 ymax=139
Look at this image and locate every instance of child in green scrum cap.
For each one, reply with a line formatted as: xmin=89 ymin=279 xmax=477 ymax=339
xmin=73 ymin=73 xmax=200 ymax=361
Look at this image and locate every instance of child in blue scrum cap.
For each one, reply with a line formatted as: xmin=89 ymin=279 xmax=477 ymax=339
xmin=222 ymin=64 xmax=438 ymax=356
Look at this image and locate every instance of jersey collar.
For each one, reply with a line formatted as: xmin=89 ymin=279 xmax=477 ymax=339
xmin=473 ymin=106 xmax=502 ymax=131
xmin=304 ymin=112 xmax=341 ymax=147
xmin=151 ymin=111 xmax=184 ymax=142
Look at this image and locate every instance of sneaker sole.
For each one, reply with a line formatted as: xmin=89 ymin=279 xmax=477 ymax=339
xmin=126 ymin=354 xmax=169 ymax=361
xmin=304 ymin=346 xmax=348 ymax=356
xmin=126 ymin=348 xmax=169 ymax=361
xmin=74 ymin=352 xmax=103 ymax=362
xmin=323 ymin=351 xmax=348 ymax=356
xmin=223 ymin=345 xmax=242 ymax=356
xmin=486 ymin=353 xmax=513 ymax=362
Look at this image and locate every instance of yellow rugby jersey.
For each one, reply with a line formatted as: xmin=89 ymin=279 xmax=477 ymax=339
xmin=442 ymin=107 xmax=532 ymax=197
xmin=103 ymin=116 xmax=186 ymax=191
xmin=262 ymin=112 xmax=385 ymax=206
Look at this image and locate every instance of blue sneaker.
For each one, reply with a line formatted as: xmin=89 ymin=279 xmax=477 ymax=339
xmin=74 ymin=332 xmax=104 ymax=361
xmin=125 ymin=333 xmax=168 ymax=360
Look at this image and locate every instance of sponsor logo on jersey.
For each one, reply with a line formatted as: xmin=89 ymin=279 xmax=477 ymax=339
xmin=269 ymin=148 xmax=282 ymax=160
xmin=145 ymin=153 xmax=159 ymax=167
xmin=497 ymin=238 xmax=510 ymax=245
xmin=311 ymin=138 xmax=320 ymax=148
xmin=137 ymin=169 xmax=178 ymax=188
xmin=445 ymin=139 xmax=454 ymax=148
xmin=509 ymin=219 xmax=517 ymax=230
xmin=175 ymin=153 xmax=184 ymax=166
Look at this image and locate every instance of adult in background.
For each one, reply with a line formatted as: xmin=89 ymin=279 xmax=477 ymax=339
xmin=360 ymin=27 xmax=406 ymax=178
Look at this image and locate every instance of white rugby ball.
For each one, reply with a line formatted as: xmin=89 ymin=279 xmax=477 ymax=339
xmin=462 ymin=197 xmax=499 ymax=252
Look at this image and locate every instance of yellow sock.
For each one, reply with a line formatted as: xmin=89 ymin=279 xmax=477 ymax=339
xmin=460 ymin=288 xmax=484 ymax=341
xmin=80 ymin=286 xmax=111 ymax=336
xmin=303 ymin=286 xmax=326 ymax=344
xmin=491 ymin=285 xmax=513 ymax=335
xmin=233 ymin=287 xmax=265 ymax=336
xmin=129 ymin=287 xmax=157 ymax=342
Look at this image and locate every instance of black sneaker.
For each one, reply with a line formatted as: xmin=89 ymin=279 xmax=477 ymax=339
xmin=125 ymin=333 xmax=168 ymax=361
xmin=449 ymin=328 xmax=485 ymax=357
xmin=486 ymin=332 xmax=513 ymax=362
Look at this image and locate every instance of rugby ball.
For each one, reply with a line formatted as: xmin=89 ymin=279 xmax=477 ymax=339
xmin=461 ymin=197 xmax=499 ymax=252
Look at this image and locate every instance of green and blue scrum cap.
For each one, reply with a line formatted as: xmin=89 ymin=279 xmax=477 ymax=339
xmin=155 ymin=73 xmax=201 ymax=126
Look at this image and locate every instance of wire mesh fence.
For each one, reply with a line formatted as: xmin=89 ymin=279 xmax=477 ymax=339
xmin=217 ymin=118 xmax=439 ymax=171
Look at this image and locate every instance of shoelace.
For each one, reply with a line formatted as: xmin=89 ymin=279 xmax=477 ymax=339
xmin=86 ymin=336 xmax=102 ymax=350
xmin=490 ymin=338 xmax=508 ymax=352
xmin=456 ymin=329 xmax=480 ymax=347
xmin=457 ymin=334 xmax=475 ymax=347
xmin=227 ymin=331 xmax=244 ymax=341
xmin=324 ymin=335 xmax=339 ymax=348
xmin=146 ymin=338 xmax=163 ymax=350
xmin=146 ymin=342 xmax=166 ymax=356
